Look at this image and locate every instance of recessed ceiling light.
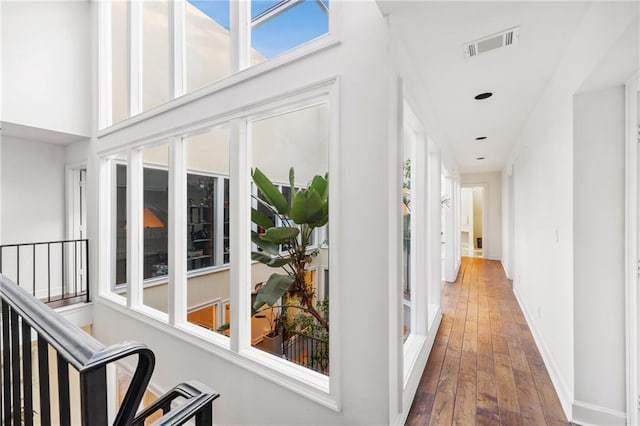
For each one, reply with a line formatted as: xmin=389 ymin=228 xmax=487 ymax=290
xmin=474 ymin=92 xmax=493 ymax=100
xmin=476 ymin=157 xmax=485 ymax=160
xmin=475 ymin=136 xmax=487 ymax=140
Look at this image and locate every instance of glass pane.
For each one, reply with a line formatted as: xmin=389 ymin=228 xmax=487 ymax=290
xmin=185 ymin=0 xmax=231 ymax=92
xmin=251 ymin=0 xmax=329 ymax=64
xmin=142 ymin=144 xmax=169 ymax=313
xmin=114 ymin=163 xmax=127 ymax=287
xmin=250 ymin=103 xmax=329 ymax=374
xmin=402 ymin=131 xmax=413 ymax=342
xmin=111 ymin=0 xmax=129 ymax=124
xmin=186 ymin=128 xmax=231 ymax=336
xmin=142 ymin=0 xmax=171 ymax=111
xmin=187 ymin=174 xmax=215 ymax=271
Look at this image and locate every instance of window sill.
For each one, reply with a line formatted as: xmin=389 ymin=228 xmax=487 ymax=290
xmin=95 ymin=294 xmax=338 ymax=411
xmin=98 ymin=34 xmax=340 ymax=138
xmin=403 ymin=334 xmax=426 ymax=388
xmin=113 ymin=263 xmax=232 ymax=293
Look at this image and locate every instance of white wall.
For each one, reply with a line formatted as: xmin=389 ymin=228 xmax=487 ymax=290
xmin=572 ymin=85 xmax=627 ymax=423
xmin=1 ymin=1 xmax=91 ymax=136
xmin=501 ymin=168 xmax=515 ymax=279
xmin=92 ymin=2 xmax=395 ymax=425
xmin=505 ymin=3 xmax=638 ymax=420
xmin=460 ymin=172 xmax=502 ymax=260
xmin=1 ymin=136 xmax=67 ymax=244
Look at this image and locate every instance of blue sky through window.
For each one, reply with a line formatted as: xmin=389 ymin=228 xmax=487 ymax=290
xmin=188 ymin=0 xmax=328 ymax=59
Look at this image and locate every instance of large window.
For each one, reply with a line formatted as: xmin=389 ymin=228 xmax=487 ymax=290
xmin=186 ymin=0 xmax=231 ymax=92
xmin=185 ymin=127 xmax=231 ymax=336
xmin=100 ymin=88 xmax=334 ymax=395
xmin=249 ymin=103 xmax=329 ymax=374
xmin=111 ymin=138 xmax=231 ymax=291
xmin=402 ymin=127 xmax=414 ymax=342
xmin=104 ymin=0 xmax=331 ymax=127
xmin=142 ymin=0 xmax=171 ymax=111
xmin=111 ymin=1 xmax=129 ymax=124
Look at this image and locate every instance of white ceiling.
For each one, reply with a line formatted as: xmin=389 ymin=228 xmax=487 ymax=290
xmin=0 ymin=121 xmax=88 ymax=146
xmin=579 ymin=16 xmax=639 ymax=94
xmin=380 ymin=1 xmax=592 ymax=173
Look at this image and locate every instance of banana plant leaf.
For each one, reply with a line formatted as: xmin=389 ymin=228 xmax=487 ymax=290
xmin=309 ymin=175 xmax=328 ymax=201
xmin=290 ymin=189 xmax=324 ymax=225
xmin=289 ymin=167 xmax=297 ymax=200
xmin=251 ymin=252 xmax=289 ymax=268
xmin=251 ymin=231 xmax=279 ymax=255
xmin=253 ymin=274 xmax=295 ymax=310
xmin=252 ymin=168 xmax=289 ymax=215
xmin=251 ymin=207 xmax=274 ymax=230
xmin=259 ymin=227 xmax=299 ymax=244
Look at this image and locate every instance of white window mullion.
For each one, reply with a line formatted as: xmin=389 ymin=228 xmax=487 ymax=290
xmin=129 ymin=0 xmax=143 ymax=115
xmin=215 ymin=177 xmax=225 ymax=266
xmin=171 ymin=0 xmax=186 ymax=98
xmin=413 ymin=132 xmax=427 ymax=336
xmin=98 ymin=0 xmax=112 ymax=129
xmin=101 ymin=160 xmax=115 ymax=295
xmin=230 ymin=118 xmax=250 ymax=352
xmin=127 ymin=149 xmax=144 ymax=307
xmin=168 ymin=137 xmax=187 ymax=325
xmin=230 ymin=0 xmax=251 ymax=73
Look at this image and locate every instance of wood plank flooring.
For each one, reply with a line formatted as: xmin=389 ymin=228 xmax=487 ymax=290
xmin=406 ymin=257 xmax=568 ymax=425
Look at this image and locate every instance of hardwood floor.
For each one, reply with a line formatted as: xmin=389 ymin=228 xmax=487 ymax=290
xmin=406 ymin=257 xmax=568 ymax=425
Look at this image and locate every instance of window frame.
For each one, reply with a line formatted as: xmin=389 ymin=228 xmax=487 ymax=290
xmin=98 ymin=0 xmax=340 ymax=132
xmin=96 ymin=79 xmax=340 ymax=409
xmin=110 ymin=161 xmax=232 ymax=292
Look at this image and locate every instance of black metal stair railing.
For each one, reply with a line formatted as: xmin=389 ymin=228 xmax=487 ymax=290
xmin=0 ymin=239 xmax=90 ymax=306
xmin=0 ymin=273 xmax=219 ymax=425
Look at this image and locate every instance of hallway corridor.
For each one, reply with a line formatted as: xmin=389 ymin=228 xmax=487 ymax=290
xmin=406 ymin=258 xmax=569 ymax=425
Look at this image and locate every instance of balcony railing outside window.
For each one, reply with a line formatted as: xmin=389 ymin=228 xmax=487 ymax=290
xmin=0 ymin=239 xmax=90 ymax=307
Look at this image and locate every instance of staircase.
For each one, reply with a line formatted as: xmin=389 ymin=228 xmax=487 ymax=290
xmin=0 ymin=273 xmax=218 ymax=425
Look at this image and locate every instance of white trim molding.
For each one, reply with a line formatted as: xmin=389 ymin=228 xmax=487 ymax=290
xmin=572 ymin=400 xmax=626 ymax=426
xmin=460 ymin=182 xmax=489 ymax=259
xmin=625 ymin=72 xmax=639 ymax=426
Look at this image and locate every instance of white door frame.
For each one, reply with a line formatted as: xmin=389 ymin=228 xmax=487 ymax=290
xmin=460 ymin=183 xmax=488 ymax=258
xmin=65 ymin=163 xmax=88 ymax=296
xmin=625 ymin=72 xmax=639 ymax=426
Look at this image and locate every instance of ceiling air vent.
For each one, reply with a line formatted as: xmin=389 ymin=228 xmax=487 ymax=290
xmin=463 ymin=26 xmax=520 ymax=58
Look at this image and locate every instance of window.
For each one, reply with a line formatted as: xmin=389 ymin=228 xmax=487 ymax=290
xmin=103 ymin=0 xmax=332 ymax=127
xmin=142 ymin=0 xmax=171 ymax=111
xmin=185 ymin=0 xmax=231 ymax=92
xmin=142 ymin=143 xmax=170 ymax=313
xmin=249 ymin=103 xmax=329 ymax=374
xmin=402 ymin=130 xmax=414 ymax=342
xmin=251 ymin=0 xmax=329 ymax=63
xmin=111 ymin=1 xmax=129 ymax=124
xmin=185 ymin=127 xmax=231 ymax=336
xmin=100 ymin=86 xmax=336 ymax=398
xmin=113 ymin=163 xmax=127 ymax=286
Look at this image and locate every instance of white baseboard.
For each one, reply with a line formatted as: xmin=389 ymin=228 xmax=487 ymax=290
xmin=393 ymin=307 xmax=443 ymax=426
xmin=57 ymin=302 xmax=93 ymax=328
xmin=500 ymin=259 xmax=512 ymax=279
xmin=446 ymin=260 xmax=461 ymax=283
xmin=572 ymin=400 xmax=626 ymax=426
xmin=513 ymin=287 xmax=573 ymax=421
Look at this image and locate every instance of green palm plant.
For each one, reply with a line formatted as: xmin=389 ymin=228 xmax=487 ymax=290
xmin=250 ymin=167 xmax=329 ymax=334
